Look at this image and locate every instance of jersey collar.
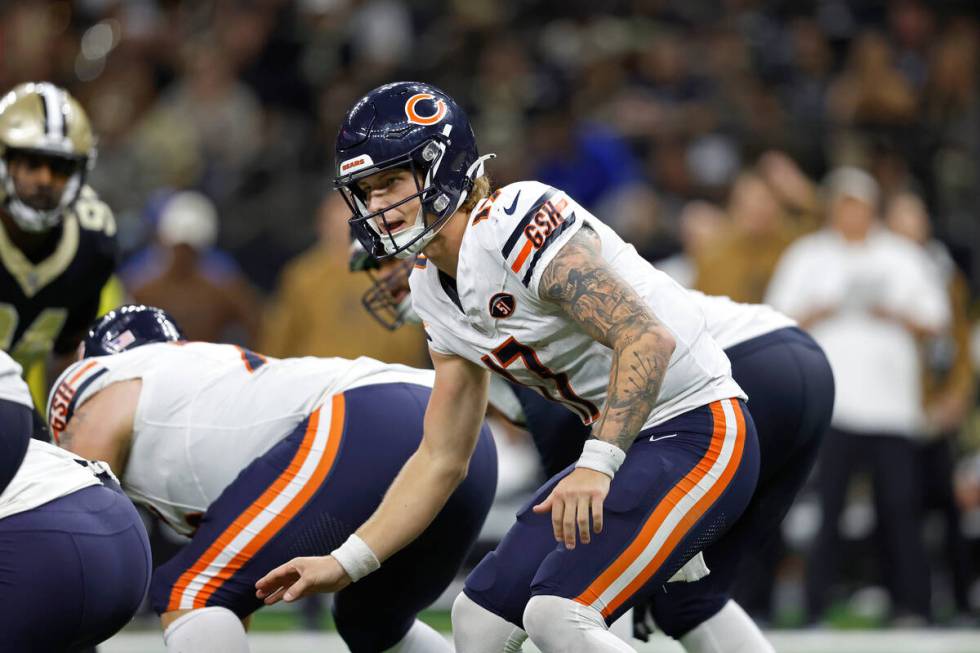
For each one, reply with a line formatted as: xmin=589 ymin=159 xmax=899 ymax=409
xmin=0 ymin=213 xmax=80 ymax=297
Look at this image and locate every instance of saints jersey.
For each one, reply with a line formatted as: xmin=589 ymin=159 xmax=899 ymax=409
xmin=48 ymin=342 xmax=436 ymax=535
xmin=0 ymin=186 xmax=117 ymax=369
xmin=410 ymin=180 xmax=744 ymax=431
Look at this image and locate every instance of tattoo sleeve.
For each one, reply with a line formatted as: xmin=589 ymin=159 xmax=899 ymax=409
xmin=540 ymin=225 xmax=676 ymax=451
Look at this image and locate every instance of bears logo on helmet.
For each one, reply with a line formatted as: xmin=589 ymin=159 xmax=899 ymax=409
xmin=334 ymin=81 xmax=494 ymax=261
xmin=404 ymin=93 xmax=447 ymax=126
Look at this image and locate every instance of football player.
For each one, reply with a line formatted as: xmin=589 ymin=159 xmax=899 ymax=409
xmin=0 ymin=349 xmax=150 ymax=650
xmin=0 ymin=82 xmax=118 ymax=410
xmin=49 ymin=305 xmax=497 ymax=653
xmin=351 ymin=240 xmax=835 ymax=649
xmin=257 ymin=82 xmax=764 ymax=653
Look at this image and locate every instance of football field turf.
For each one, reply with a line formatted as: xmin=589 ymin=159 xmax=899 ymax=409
xmin=103 ymin=623 xmax=980 ymax=653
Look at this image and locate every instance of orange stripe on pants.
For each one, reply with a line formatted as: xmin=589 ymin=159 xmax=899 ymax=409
xmin=167 ymin=394 xmax=346 ymax=611
xmin=574 ymin=399 xmax=746 ymax=618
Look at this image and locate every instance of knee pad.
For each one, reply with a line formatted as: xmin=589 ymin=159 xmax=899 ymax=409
xmin=523 ymin=595 xmax=634 ymax=653
xmin=678 ymin=600 xmax=774 ymax=653
xmin=162 ymin=607 xmax=248 ymax=653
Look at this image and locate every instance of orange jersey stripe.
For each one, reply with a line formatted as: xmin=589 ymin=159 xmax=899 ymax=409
xmin=68 ymin=360 xmax=99 ymax=385
xmin=167 ymin=394 xmax=346 ymax=611
xmin=573 ymin=400 xmax=745 ymax=617
xmin=511 ymin=239 xmax=534 ymax=273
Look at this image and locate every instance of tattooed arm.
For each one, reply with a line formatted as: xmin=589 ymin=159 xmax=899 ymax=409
xmin=532 ymin=224 xmax=675 ymax=549
xmin=539 ymin=224 xmax=675 ymax=451
xmin=58 ymin=380 xmax=140 ymax=476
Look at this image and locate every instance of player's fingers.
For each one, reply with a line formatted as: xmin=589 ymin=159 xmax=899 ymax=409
xmin=531 ymin=493 xmax=553 ymax=514
xmin=577 ymin=495 xmax=591 ymax=544
xmin=261 ymin=586 xmax=287 ymax=606
xmin=592 ymin=493 xmax=604 ymax=534
xmin=562 ymin=497 xmax=577 ymax=549
xmin=550 ymin=497 xmax=565 ymax=542
xmin=255 ymin=562 xmax=299 ymax=595
xmin=283 ymin=574 xmax=312 ymax=602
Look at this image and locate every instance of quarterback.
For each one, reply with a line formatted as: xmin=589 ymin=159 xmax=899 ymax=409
xmin=258 ymin=82 xmax=764 ymax=653
xmin=353 ymin=242 xmax=835 ymax=650
xmin=50 ymin=305 xmax=496 ymax=653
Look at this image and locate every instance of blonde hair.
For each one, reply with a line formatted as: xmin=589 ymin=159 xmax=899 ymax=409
xmin=460 ymin=175 xmax=492 ymax=214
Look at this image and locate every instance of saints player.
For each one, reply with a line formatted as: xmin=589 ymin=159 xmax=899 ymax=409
xmin=352 ymin=240 xmax=835 ymax=650
xmin=0 ymin=349 xmax=150 ymax=650
xmin=257 ymin=82 xmax=765 ymax=653
xmin=50 ymin=305 xmax=497 ymax=653
xmin=0 ymin=82 xmax=118 ymax=410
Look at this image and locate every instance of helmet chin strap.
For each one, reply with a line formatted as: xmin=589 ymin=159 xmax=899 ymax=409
xmin=1 ymin=165 xmax=82 ymax=233
xmin=385 ymin=153 xmax=498 ymax=259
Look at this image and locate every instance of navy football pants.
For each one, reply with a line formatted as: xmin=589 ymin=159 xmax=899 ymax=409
xmin=151 ymin=382 xmax=497 ymax=652
xmin=0 ymin=482 xmax=151 ymax=651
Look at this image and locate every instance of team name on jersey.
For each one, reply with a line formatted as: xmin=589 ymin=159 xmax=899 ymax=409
xmin=501 ymin=188 xmax=577 ymax=286
xmin=48 ymin=360 xmax=107 ymax=443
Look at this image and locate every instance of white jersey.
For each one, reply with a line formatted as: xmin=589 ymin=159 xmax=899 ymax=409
xmin=0 ymin=440 xmax=104 ymax=520
xmin=48 ymin=343 xmax=435 ymax=535
xmin=0 ymin=350 xmax=32 ymax=408
xmin=0 ymin=351 xmax=103 ymax=520
xmin=689 ymin=291 xmax=796 ymax=350
xmin=411 ymin=181 xmax=744 ymax=431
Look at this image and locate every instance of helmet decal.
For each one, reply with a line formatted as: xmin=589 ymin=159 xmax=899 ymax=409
xmin=404 ymin=93 xmax=447 ymax=126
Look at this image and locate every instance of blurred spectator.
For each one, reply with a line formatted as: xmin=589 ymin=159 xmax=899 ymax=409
xmin=259 ymin=192 xmax=428 ymax=367
xmin=827 ymin=31 xmax=918 ymax=129
xmin=128 ymin=191 xmax=261 ymax=345
xmin=655 ymin=199 xmax=725 ymax=288
xmin=767 ymin=167 xmax=951 ymax=624
xmin=695 ymin=152 xmax=818 ymax=303
xmin=530 ymin=103 xmax=641 ymax=211
xmin=886 ymin=192 xmax=976 ymax=619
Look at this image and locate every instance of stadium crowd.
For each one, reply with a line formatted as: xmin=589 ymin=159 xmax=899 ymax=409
xmin=3 ymin=0 xmax=980 ymax=629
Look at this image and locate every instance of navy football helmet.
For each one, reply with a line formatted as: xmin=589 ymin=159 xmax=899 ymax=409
xmin=81 ymin=305 xmax=185 ymax=358
xmin=334 ymin=81 xmax=492 ymax=260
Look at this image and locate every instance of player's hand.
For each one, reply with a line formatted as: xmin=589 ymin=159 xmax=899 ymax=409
xmin=532 ymin=467 xmax=610 ymax=549
xmin=255 ymin=555 xmax=351 ymax=604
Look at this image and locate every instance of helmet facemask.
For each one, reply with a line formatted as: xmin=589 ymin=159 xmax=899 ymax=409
xmin=0 ymin=148 xmax=88 ymax=232
xmin=361 ymin=258 xmax=420 ymax=330
xmin=339 ymin=138 xmax=459 ymax=260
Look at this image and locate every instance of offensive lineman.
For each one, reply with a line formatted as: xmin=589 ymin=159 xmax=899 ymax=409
xmin=258 ymin=82 xmax=762 ymax=653
xmin=0 ymin=349 xmax=150 ymax=650
xmin=49 ymin=305 xmax=497 ymax=653
xmin=352 ymin=241 xmax=835 ymax=650
xmin=0 ymin=82 xmax=118 ymax=410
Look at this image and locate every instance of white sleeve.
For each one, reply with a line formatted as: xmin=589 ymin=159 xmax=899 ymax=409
xmin=484 ymin=181 xmax=585 ymax=299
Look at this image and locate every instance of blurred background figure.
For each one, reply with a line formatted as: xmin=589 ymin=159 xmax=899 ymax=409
xmin=259 ymin=192 xmax=428 ymax=367
xmin=767 ymin=168 xmax=950 ymax=625
xmin=655 ymin=199 xmax=725 ymax=288
xmin=128 ymin=191 xmax=260 ymax=345
xmin=695 ymin=151 xmax=819 ymax=303
xmin=886 ymin=191 xmax=977 ymax=621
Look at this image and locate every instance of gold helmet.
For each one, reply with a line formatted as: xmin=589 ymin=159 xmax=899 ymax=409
xmin=0 ymin=82 xmax=96 ymax=232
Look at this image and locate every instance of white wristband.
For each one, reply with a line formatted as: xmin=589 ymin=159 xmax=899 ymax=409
xmin=575 ymin=439 xmax=627 ymax=479
xmin=330 ymin=534 xmax=380 ymax=582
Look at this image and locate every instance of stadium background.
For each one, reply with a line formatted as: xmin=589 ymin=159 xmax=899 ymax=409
xmin=4 ymin=0 xmax=980 ymax=650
